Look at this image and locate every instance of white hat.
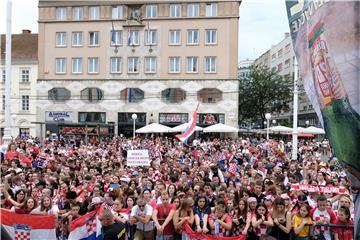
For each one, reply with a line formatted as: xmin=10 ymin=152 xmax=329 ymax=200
xmin=26 ymin=139 xmax=34 ymax=144
xmin=91 ymin=197 xmax=103 ymax=206
xmin=120 ymin=177 xmax=130 ymax=183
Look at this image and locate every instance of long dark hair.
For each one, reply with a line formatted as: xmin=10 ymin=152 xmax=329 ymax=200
xmin=255 ymin=203 xmax=268 ymax=220
xmin=236 ymin=198 xmax=248 ymax=218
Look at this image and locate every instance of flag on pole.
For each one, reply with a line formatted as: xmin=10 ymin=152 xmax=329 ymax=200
xmin=176 ymin=104 xmax=199 ymax=144
xmin=0 ymin=209 xmax=56 ymax=240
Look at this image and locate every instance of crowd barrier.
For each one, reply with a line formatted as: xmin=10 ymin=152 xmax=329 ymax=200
xmin=182 ymin=223 xmax=246 ymax=240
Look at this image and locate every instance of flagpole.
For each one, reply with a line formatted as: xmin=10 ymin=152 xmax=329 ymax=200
xmin=292 ymin=58 xmax=299 ymax=160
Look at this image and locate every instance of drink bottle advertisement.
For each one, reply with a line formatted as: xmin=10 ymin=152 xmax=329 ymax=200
xmin=285 ymin=0 xmax=360 ymax=237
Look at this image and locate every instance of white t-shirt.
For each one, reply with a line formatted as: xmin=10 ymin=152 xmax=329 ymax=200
xmin=33 ymin=205 xmax=59 ymax=217
xmin=130 ymin=204 xmax=154 ymax=232
xmin=312 ymin=209 xmax=332 ymax=240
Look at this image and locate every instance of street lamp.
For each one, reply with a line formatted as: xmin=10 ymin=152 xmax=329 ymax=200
xmin=272 ymin=119 xmax=277 ymax=125
xmin=131 ymin=113 xmax=137 ymax=139
xmin=265 ymin=113 xmax=271 ymax=140
xmin=305 ymin=120 xmax=310 ymax=127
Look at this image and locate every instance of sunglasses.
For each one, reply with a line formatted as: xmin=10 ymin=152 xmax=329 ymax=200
xmin=139 ymin=205 xmax=145 ymax=208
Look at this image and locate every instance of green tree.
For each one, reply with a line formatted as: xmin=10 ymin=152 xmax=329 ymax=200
xmin=238 ymin=66 xmax=292 ymax=128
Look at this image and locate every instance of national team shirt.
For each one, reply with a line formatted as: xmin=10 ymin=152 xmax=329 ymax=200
xmin=332 ymin=218 xmax=354 ymax=240
xmin=311 ymin=208 xmax=336 ymax=240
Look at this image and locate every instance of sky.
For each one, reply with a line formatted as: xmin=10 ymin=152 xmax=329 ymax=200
xmin=0 ymin=0 xmax=290 ymax=62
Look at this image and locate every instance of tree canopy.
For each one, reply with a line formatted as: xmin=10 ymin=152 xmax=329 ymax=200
xmin=238 ymin=66 xmax=292 ymax=127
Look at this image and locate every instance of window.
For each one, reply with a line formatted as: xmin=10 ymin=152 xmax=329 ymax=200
xmin=72 ymin=7 xmax=83 ymax=20
xmin=55 ymin=58 xmax=66 ymax=73
xmin=161 ymin=88 xmax=186 ymax=103
xmin=120 ymin=88 xmax=144 ymax=103
xmin=284 ymin=59 xmax=290 ymax=69
xmin=145 ymin=57 xmax=156 ymax=73
xmin=2 ymin=95 xmax=5 ymax=110
xmin=128 ymin=31 xmax=139 ymax=45
xmin=170 ymin=4 xmax=181 ymax=17
xmin=89 ymin=31 xmax=99 ymax=46
xmin=48 ymin=88 xmax=71 ymax=101
xmin=285 ymin=43 xmax=291 ymax=53
xmin=198 ymin=88 xmax=222 ymax=103
xmin=1 ymin=69 xmax=5 ymax=82
xmin=206 ymin=3 xmax=217 ymax=16
xmin=205 ymin=29 xmax=217 ymax=44
xmin=187 ymin=30 xmax=198 ymax=44
xmin=272 ymin=53 xmax=276 ymax=60
xmin=187 ymin=4 xmax=199 ymax=17
xmin=145 ymin=30 xmax=157 ymax=45
xmin=21 ymin=69 xmax=30 ymax=82
xmin=88 ymin=58 xmax=99 ymax=73
xmin=110 ymin=57 xmax=122 ymax=73
xmin=79 ymin=112 xmax=106 ymax=123
xmin=128 ymin=57 xmax=139 ymax=73
xmin=72 ymin=32 xmax=83 ymax=46
xmin=111 ymin=30 xmax=122 ymax=46
xmin=56 ymin=32 xmax=67 ymax=47
xmin=169 ymin=30 xmax=181 ymax=45
xmin=56 ymin=7 xmax=67 ymax=20
xmin=112 ymin=5 xmax=123 ymax=19
xmin=72 ymin=58 xmax=82 ymax=73
xmin=277 ymin=63 xmax=283 ymax=72
xmin=146 ymin=5 xmax=157 ymax=18
xmin=89 ymin=6 xmax=100 ymax=20
xmin=169 ymin=57 xmax=180 ymax=73
xmin=21 ymin=95 xmax=29 ymax=111
xmin=277 ymin=49 xmax=283 ymax=57
xmin=187 ymin=57 xmax=198 ymax=73
xmin=80 ymin=88 xmax=103 ymax=102
xmin=205 ymin=57 xmax=216 ymax=73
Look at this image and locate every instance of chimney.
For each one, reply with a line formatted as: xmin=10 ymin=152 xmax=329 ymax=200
xmin=22 ymin=29 xmax=31 ymax=34
xmin=284 ymin=32 xmax=290 ymax=38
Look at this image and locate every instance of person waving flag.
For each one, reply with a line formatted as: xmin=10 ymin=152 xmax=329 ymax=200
xmin=176 ymin=104 xmax=199 ymax=144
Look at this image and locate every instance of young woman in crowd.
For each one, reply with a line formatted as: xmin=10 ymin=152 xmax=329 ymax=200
xmin=251 ymin=203 xmax=274 ymax=240
xmin=292 ymin=204 xmax=313 ymax=240
xmin=270 ymin=197 xmax=292 ymax=240
xmin=193 ymin=196 xmax=210 ymax=233
xmin=173 ymin=198 xmax=194 ymax=240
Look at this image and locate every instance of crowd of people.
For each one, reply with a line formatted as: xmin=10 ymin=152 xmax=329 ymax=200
xmin=0 ymin=135 xmax=355 ymax=240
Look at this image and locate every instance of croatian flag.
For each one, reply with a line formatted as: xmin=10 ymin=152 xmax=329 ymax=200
xmin=0 ymin=209 xmax=56 ymax=240
xmin=176 ymin=109 xmax=198 ymax=144
xmin=68 ymin=210 xmax=102 ymax=240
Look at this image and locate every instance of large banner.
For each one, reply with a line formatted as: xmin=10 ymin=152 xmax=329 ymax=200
xmin=285 ymin=0 xmax=360 ymax=236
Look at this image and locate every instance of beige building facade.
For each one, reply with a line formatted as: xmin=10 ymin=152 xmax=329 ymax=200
xmin=37 ymin=0 xmax=241 ymax=138
xmin=1 ymin=31 xmax=38 ymax=137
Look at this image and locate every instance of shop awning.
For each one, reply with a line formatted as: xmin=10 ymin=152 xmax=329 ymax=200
xmin=135 ymin=123 xmax=171 ymax=133
xmin=203 ymin=123 xmax=238 ymax=133
xmin=168 ymin=123 xmax=203 ymax=133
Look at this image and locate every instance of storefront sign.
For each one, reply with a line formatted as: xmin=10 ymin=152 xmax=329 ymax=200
xmin=127 ymin=150 xmax=150 ymax=167
xmin=159 ymin=113 xmax=188 ymax=124
xmin=45 ymin=111 xmax=73 ymax=122
xmin=197 ymin=113 xmax=225 ymax=125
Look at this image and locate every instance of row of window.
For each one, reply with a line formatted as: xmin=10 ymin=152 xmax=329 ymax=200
xmin=55 ymin=3 xmax=217 ymax=21
xmin=1 ymin=69 xmax=30 ymax=82
xmin=271 ymin=43 xmax=292 ymax=60
xmin=55 ymin=56 xmax=217 ymax=74
xmin=1 ymin=95 xmax=29 ymax=111
xmin=56 ymin=29 xmax=217 ymax=48
xmin=48 ymin=87 xmax=223 ymax=104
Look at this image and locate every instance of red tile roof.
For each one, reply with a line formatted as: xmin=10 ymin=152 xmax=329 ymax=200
xmin=1 ymin=33 xmax=38 ymax=65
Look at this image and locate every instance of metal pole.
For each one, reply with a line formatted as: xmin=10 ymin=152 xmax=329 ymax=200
xmin=2 ymin=0 xmax=12 ymax=146
xmin=292 ymin=58 xmax=299 ymax=160
xmin=266 ymin=119 xmax=270 ymax=140
xmin=133 ymin=119 xmax=135 ymax=139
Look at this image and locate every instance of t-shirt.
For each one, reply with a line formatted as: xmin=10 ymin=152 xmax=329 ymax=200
xmin=332 ymin=218 xmax=354 ymax=240
xmin=103 ymin=222 xmax=126 ymax=240
xmin=210 ymin=213 xmax=232 ymax=237
xmin=130 ymin=204 xmax=154 ymax=232
xmin=155 ymin=203 xmax=175 ymax=235
xmin=292 ymin=215 xmax=313 ymax=237
xmin=311 ymin=208 xmax=336 ymax=240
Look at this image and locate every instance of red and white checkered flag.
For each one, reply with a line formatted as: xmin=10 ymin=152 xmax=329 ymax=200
xmin=228 ymin=163 xmax=237 ymax=175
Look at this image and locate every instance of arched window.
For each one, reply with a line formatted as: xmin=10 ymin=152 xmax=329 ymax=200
xmin=120 ymin=88 xmax=144 ymax=103
xmin=80 ymin=88 xmax=103 ymax=102
xmin=197 ymin=88 xmax=222 ymax=103
xmin=48 ymin=88 xmax=71 ymax=101
xmin=161 ymin=88 xmax=186 ymax=103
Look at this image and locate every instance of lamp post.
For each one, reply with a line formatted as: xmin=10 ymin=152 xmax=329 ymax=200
xmin=305 ymin=120 xmax=310 ymax=127
xmin=131 ymin=113 xmax=137 ymax=139
xmin=292 ymin=58 xmax=299 ymax=160
xmin=272 ymin=119 xmax=277 ymax=126
xmin=11 ymin=114 xmax=17 ymax=136
xmin=265 ymin=113 xmax=271 ymax=140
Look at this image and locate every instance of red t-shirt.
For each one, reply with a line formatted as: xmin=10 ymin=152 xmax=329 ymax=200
xmin=332 ymin=218 xmax=354 ymax=240
xmin=155 ymin=203 xmax=175 ymax=235
xmin=20 ymin=156 xmax=32 ymax=167
xmin=5 ymin=151 xmax=18 ymax=160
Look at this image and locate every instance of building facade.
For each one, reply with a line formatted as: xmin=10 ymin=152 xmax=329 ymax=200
xmin=37 ymin=0 xmax=241 ymax=139
xmin=237 ymin=59 xmax=253 ymax=78
xmin=254 ymin=33 xmax=318 ymax=127
xmin=1 ymin=31 xmax=38 ymax=137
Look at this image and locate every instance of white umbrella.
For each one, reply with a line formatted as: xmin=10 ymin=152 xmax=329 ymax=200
xmin=304 ymin=126 xmax=326 ymax=134
xmin=268 ymin=125 xmax=293 ymax=133
xmin=135 ymin=123 xmax=171 ymax=133
xmin=168 ymin=123 xmax=203 ymax=132
xmin=203 ymin=123 xmax=238 ymax=133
